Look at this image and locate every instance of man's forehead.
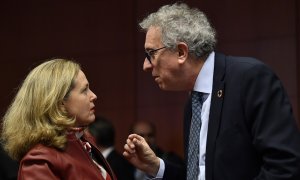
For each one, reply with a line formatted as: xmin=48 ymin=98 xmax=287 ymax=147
xmin=145 ymin=26 xmax=163 ymax=49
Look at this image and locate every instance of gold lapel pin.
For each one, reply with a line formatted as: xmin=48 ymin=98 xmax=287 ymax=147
xmin=217 ymin=90 xmax=223 ymax=98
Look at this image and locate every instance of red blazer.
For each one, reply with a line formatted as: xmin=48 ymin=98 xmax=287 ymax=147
xmin=18 ymin=132 xmax=117 ymax=180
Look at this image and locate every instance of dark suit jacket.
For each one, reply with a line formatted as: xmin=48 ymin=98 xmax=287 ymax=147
xmin=163 ymin=52 xmax=300 ymax=180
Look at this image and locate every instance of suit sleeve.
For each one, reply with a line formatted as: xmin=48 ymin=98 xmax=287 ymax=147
xmin=241 ymin=63 xmax=300 ymax=179
xmin=163 ymin=160 xmax=186 ymax=180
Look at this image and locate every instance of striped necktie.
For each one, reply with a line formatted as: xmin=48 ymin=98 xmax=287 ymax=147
xmin=187 ymin=91 xmax=206 ymax=180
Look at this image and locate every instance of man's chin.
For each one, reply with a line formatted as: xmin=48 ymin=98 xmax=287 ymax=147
xmin=158 ymin=84 xmax=183 ymax=91
xmin=158 ymin=83 xmax=166 ymax=90
xmin=157 ymin=82 xmax=177 ymax=91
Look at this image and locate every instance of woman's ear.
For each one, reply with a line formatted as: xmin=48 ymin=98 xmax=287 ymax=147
xmin=177 ymin=42 xmax=188 ymax=64
xmin=60 ymin=100 xmax=66 ymax=110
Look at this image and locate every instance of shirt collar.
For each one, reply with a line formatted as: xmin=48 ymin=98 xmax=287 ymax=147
xmin=67 ymin=127 xmax=85 ymax=139
xmin=193 ymin=51 xmax=215 ymax=93
xmin=102 ymin=147 xmax=114 ymax=158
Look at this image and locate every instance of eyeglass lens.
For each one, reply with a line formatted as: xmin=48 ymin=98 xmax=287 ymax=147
xmin=145 ymin=46 xmax=166 ymax=64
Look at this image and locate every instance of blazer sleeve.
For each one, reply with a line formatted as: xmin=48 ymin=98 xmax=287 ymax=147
xmin=241 ymin=63 xmax=300 ymax=179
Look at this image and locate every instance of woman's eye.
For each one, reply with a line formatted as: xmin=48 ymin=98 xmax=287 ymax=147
xmin=82 ymin=88 xmax=88 ymax=93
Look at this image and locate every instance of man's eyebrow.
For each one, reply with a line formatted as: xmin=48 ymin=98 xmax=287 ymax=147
xmin=145 ymin=48 xmax=155 ymax=52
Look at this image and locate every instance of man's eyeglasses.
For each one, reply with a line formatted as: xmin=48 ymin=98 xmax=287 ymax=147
xmin=145 ymin=46 xmax=166 ymax=64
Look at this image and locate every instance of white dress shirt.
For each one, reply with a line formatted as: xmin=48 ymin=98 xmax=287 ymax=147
xmin=101 ymin=147 xmax=114 ymax=159
xmin=193 ymin=52 xmax=214 ymax=180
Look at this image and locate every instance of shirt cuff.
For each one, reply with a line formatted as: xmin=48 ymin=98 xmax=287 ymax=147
xmin=146 ymin=158 xmax=165 ymax=180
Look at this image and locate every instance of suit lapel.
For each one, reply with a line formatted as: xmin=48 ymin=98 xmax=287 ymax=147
xmin=205 ymin=53 xmax=226 ymax=180
xmin=83 ymin=134 xmax=117 ymax=180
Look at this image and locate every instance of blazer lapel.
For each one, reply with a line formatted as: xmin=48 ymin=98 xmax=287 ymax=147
xmin=205 ymin=52 xmax=226 ymax=180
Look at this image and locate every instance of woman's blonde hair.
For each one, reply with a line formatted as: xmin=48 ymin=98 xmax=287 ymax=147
xmin=1 ymin=59 xmax=80 ymax=161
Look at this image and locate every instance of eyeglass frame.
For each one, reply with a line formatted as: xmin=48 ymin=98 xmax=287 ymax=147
xmin=145 ymin=46 xmax=166 ymax=64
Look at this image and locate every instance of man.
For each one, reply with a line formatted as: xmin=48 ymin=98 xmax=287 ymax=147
xmin=88 ymin=116 xmax=135 ymax=180
xmin=130 ymin=121 xmax=185 ymax=180
xmin=123 ymin=3 xmax=300 ymax=180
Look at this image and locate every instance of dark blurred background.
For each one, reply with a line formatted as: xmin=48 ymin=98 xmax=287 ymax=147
xmin=0 ymin=0 xmax=299 ymax=158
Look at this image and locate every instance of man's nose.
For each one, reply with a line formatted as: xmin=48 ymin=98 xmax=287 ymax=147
xmin=143 ymin=58 xmax=152 ymax=72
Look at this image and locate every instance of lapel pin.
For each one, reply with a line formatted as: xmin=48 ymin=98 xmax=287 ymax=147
xmin=217 ymin=90 xmax=223 ymax=98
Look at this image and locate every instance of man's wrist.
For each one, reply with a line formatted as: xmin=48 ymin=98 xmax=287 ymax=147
xmin=147 ymin=156 xmax=160 ymax=176
xmin=146 ymin=158 xmax=165 ymax=179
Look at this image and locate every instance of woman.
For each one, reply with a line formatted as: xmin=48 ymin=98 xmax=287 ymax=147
xmin=1 ymin=59 xmax=116 ymax=180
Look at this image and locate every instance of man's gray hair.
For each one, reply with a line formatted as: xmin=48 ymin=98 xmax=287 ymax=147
xmin=139 ymin=3 xmax=216 ymax=58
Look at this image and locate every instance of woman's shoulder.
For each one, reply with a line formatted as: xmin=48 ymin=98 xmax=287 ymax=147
xmin=19 ymin=144 xmax=66 ymax=178
xmin=21 ymin=144 xmax=61 ymax=162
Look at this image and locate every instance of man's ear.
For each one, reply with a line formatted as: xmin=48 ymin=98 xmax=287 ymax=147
xmin=177 ymin=42 xmax=188 ymax=64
